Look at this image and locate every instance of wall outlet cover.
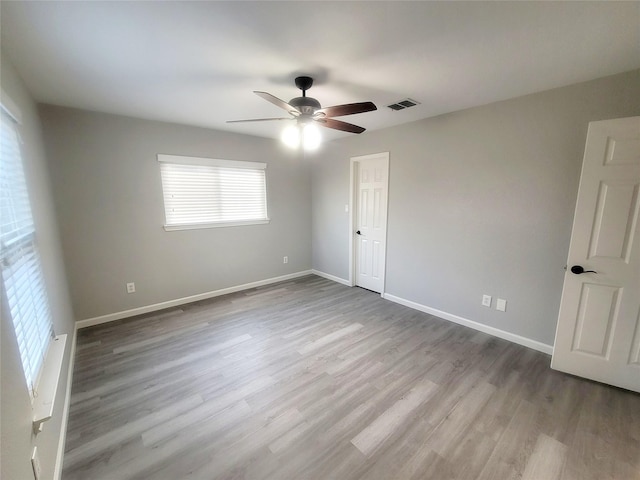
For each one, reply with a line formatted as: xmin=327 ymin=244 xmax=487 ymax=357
xmin=496 ymin=298 xmax=507 ymax=312
xmin=482 ymin=295 xmax=492 ymax=307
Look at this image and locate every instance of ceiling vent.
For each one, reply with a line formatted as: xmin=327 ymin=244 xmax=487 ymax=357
xmin=387 ymin=98 xmax=420 ymax=111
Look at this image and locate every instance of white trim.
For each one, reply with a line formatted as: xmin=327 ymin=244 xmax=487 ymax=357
xmin=311 ymin=269 xmax=351 ymax=287
xmin=76 ymin=270 xmax=313 ymax=329
xmin=157 ymin=154 xmax=266 ymax=170
xmin=382 ymin=293 xmax=553 ymax=355
xmin=1 ymin=88 xmax=23 ymax=124
xmin=53 ymin=327 xmax=77 ymax=480
xmin=349 ymin=152 xmax=390 ymax=295
xmin=163 ymin=218 xmax=270 ymax=231
xmin=348 ymin=160 xmax=356 ymax=286
xmin=33 ymin=335 xmax=68 ymax=430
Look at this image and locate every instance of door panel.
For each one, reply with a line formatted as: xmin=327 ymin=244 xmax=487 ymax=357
xmin=359 ymin=239 xmax=369 ymax=276
xmin=372 ymin=240 xmax=381 ymax=279
xmin=552 ymin=116 xmax=640 ymax=392
xmin=373 ymin=188 xmax=382 ymax=229
xmin=588 ymin=181 xmax=639 ymax=261
xmin=604 ymin=136 xmax=640 ymax=165
xmin=571 ymin=283 xmax=619 ymax=357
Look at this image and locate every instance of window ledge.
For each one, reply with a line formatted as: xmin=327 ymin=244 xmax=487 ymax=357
xmin=164 ymin=219 xmax=270 ymax=231
xmin=32 ymin=334 xmax=67 ymax=433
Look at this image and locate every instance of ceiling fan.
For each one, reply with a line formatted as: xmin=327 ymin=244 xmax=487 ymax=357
xmin=227 ymin=76 xmax=377 ymax=136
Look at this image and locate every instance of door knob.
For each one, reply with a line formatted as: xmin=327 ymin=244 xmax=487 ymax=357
xmin=570 ymin=265 xmax=597 ymax=274
xmin=356 ymin=230 xmax=362 ymax=235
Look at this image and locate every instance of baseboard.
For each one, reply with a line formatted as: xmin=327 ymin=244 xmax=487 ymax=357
xmin=311 ymin=274 xmax=553 ymax=355
xmin=382 ymin=293 xmax=554 ymax=355
xmin=77 ymin=270 xmax=314 ymax=329
xmin=53 ymin=325 xmax=77 ymax=480
xmin=77 ymin=269 xmax=553 ymax=350
xmin=311 ymin=269 xmax=351 ymax=287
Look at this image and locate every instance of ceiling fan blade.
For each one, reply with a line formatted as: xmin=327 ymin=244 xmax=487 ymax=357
xmin=315 ymin=102 xmax=377 ymax=118
xmin=226 ymin=117 xmax=292 ymax=123
xmin=315 ymin=118 xmax=366 ymax=134
xmin=254 ymin=91 xmax=300 ymax=116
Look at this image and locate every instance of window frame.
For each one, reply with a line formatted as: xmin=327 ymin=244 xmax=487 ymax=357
xmin=157 ymin=154 xmax=270 ymax=231
xmin=1 ymin=97 xmax=55 ymax=400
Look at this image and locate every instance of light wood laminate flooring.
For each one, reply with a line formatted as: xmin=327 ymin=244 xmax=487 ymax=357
xmin=63 ymin=275 xmax=640 ymax=479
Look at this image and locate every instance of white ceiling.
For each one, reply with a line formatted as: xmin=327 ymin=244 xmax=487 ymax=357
xmin=2 ymin=1 xmax=639 ymax=142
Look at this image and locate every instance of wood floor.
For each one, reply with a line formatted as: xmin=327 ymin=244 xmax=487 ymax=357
xmin=63 ymin=275 xmax=640 ymax=480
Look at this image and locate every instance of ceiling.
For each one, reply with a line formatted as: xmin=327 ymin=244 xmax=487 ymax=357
xmin=2 ymin=1 xmax=639 ymax=143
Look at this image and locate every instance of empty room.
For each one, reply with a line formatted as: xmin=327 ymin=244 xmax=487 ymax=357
xmin=1 ymin=2 xmax=639 ymax=479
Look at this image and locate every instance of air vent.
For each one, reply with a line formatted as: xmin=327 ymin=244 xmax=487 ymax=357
xmin=387 ymin=98 xmax=420 ymax=111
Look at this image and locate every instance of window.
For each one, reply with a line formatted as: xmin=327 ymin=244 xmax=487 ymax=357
xmin=158 ymin=154 xmax=269 ymax=230
xmin=0 ymin=106 xmax=54 ymax=397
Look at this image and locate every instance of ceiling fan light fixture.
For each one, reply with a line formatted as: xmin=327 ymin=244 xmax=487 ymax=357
xmin=281 ymin=123 xmax=321 ymax=151
xmin=302 ymin=123 xmax=321 ymax=150
xmin=281 ymin=124 xmax=301 ymax=149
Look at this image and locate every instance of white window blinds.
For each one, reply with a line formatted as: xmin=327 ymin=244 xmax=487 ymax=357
xmin=1 ymin=108 xmax=54 ymax=396
xmin=158 ymin=155 xmax=269 ymax=230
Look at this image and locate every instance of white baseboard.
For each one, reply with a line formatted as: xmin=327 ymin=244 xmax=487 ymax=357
xmin=311 ymin=269 xmax=351 ymax=287
xmin=77 ymin=268 xmax=553 ymax=351
xmin=54 ymin=326 xmax=77 ymax=480
xmin=311 ymin=274 xmax=553 ymax=354
xmin=77 ymin=270 xmax=313 ymax=329
xmin=382 ymin=293 xmax=553 ymax=355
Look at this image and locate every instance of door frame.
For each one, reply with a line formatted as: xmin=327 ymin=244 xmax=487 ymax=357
xmin=348 ymin=152 xmax=390 ymax=295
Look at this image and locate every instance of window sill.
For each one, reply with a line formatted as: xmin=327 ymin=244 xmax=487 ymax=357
xmin=163 ymin=219 xmax=270 ymax=231
xmin=32 ymin=334 xmax=67 ymax=433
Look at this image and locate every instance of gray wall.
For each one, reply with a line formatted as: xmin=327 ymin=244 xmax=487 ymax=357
xmin=39 ymin=107 xmax=312 ymax=321
xmin=2 ymin=64 xmax=637 ymax=479
xmin=1 ymin=54 xmax=75 ymax=480
xmin=311 ymin=69 xmax=640 ymax=347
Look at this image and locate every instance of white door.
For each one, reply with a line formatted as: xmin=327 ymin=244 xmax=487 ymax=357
xmin=552 ymin=116 xmax=640 ymax=393
xmin=352 ymin=152 xmax=389 ymax=293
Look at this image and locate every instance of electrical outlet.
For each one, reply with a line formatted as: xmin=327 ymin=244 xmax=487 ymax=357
xmin=482 ymin=294 xmax=492 ymax=307
xmin=496 ymin=298 xmax=507 ymax=312
xmin=283 ymin=256 xmax=288 ymax=264
xmin=126 ymin=282 xmax=136 ymax=294
xmin=31 ymin=447 xmax=42 ymax=480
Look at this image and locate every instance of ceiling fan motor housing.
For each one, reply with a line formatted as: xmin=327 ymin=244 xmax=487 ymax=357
xmin=289 ymin=96 xmax=321 ymax=115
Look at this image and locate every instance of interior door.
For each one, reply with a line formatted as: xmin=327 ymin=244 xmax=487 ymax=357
xmin=353 ymin=153 xmax=389 ymax=293
xmin=552 ymin=116 xmax=640 ymax=392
